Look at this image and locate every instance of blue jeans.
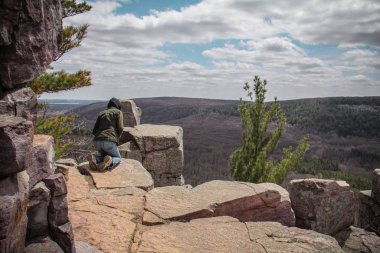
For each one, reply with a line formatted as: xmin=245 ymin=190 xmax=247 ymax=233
xmin=94 ymin=141 xmax=121 ymax=167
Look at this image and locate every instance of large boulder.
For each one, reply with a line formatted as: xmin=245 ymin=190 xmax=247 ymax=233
xmin=372 ymin=169 xmax=380 ymax=205
xmin=89 ymin=159 xmax=154 ymax=191
xmin=335 ymin=226 xmax=380 ymax=253
xmin=120 ymin=99 xmax=141 ymax=127
xmin=144 ymin=180 xmax=295 ymax=226
xmin=0 ymin=87 xmax=37 ymax=122
xmin=27 ymin=135 xmax=55 ymax=188
xmin=0 ymin=116 xmax=34 ymax=178
xmin=27 ymin=182 xmax=51 ymax=239
xmin=289 ymin=179 xmax=357 ymax=235
xmin=135 ymin=216 xmax=344 ymax=253
xmin=0 ymin=0 xmax=62 ymax=89
xmin=0 ymin=171 xmax=29 ymax=253
xmin=120 ymin=124 xmax=184 ymax=186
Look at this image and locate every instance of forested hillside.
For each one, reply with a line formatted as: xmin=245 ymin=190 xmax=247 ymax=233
xmin=43 ymin=96 xmax=380 ymax=189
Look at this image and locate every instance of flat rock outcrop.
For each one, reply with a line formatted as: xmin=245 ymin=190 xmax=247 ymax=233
xmin=120 ymin=99 xmax=141 ymax=127
xmin=0 ymin=116 xmax=34 ymax=177
xmin=67 ymin=166 xmax=146 ymax=253
xmin=135 ymin=216 xmax=344 ymax=253
xmin=0 ymin=0 xmax=61 ymax=89
xmin=120 ymin=124 xmax=184 ymax=186
xmin=144 ymin=180 xmax=295 ymax=226
xmin=89 ymin=159 xmax=153 ymax=191
xmin=289 ymin=179 xmax=357 ymax=235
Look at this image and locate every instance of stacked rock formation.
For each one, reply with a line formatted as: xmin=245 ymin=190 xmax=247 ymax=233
xmin=0 ymin=1 xmax=76 ymax=252
xmin=120 ymin=124 xmax=184 ymax=186
xmin=116 ymin=100 xmax=184 ymax=187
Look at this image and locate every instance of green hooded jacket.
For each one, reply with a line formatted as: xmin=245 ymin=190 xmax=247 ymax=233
xmin=92 ymin=107 xmax=124 ymax=144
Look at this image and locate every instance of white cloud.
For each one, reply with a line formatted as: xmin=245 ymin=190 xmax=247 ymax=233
xmin=43 ymin=0 xmax=380 ymax=100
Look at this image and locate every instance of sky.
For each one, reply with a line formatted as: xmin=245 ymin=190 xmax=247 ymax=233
xmin=42 ymin=0 xmax=380 ymax=101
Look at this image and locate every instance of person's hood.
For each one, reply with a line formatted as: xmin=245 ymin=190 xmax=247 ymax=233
xmin=107 ymin=97 xmax=121 ymax=110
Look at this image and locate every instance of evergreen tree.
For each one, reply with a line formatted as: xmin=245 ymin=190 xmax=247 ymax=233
xmin=230 ymin=76 xmax=309 ymax=184
xmin=29 ymin=0 xmax=92 ymax=158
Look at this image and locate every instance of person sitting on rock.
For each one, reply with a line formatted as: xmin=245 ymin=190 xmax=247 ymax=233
xmin=87 ymin=97 xmax=124 ymax=171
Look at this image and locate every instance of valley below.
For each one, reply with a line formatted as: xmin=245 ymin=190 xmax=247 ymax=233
xmin=42 ymin=96 xmax=380 ymax=189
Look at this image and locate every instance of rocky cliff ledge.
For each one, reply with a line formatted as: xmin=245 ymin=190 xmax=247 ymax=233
xmin=65 ymin=159 xmax=380 ymax=252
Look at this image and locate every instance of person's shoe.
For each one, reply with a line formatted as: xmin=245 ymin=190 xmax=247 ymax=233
xmin=97 ymin=155 xmax=112 ymax=171
xmin=87 ymin=154 xmax=97 ymax=171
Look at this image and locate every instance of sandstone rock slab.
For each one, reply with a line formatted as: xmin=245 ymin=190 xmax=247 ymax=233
xmin=89 ymin=159 xmax=153 ymax=191
xmin=120 ymin=99 xmax=141 ymax=127
xmin=145 ymin=180 xmax=294 ymax=226
xmin=0 ymin=171 xmax=29 ymax=253
xmin=137 ymin=216 xmax=258 ymax=253
xmin=136 ymin=217 xmax=344 ymax=253
xmin=0 ymin=116 xmax=34 ymax=177
xmin=27 ymin=182 xmax=51 ymax=239
xmin=0 ymin=0 xmax=61 ymax=88
xmin=28 ymin=135 xmax=55 ymax=188
xmin=120 ymin=124 xmax=183 ymax=152
xmin=246 ymin=221 xmax=345 ymax=253
xmin=66 ymin=168 xmax=90 ymax=202
xmin=69 ymin=198 xmax=138 ymax=253
xmin=289 ymin=179 xmax=356 ymax=235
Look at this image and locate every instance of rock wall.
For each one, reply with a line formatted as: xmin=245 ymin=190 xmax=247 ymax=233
xmin=0 ymin=0 xmax=62 ymax=90
xmin=0 ymin=1 xmax=77 ymax=252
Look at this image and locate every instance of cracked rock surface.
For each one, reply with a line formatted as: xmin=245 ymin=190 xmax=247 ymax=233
xmin=68 ymin=166 xmax=348 ymax=253
xmin=144 ymin=180 xmax=295 ymax=226
xmin=135 ymin=217 xmax=344 ymax=253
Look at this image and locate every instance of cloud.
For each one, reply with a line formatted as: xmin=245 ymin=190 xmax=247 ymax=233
xmin=44 ymin=0 xmax=380 ymax=100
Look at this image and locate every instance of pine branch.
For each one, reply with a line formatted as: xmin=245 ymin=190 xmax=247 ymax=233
xmin=28 ymin=70 xmax=91 ymax=95
xmin=61 ymin=0 xmax=92 ymax=18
